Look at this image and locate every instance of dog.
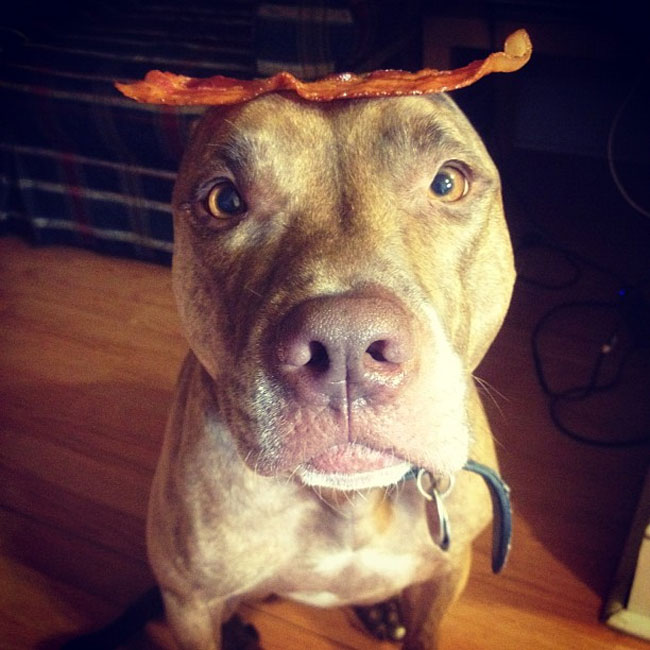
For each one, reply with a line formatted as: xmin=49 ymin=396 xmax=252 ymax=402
xmin=148 ymin=90 xmax=515 ymax=650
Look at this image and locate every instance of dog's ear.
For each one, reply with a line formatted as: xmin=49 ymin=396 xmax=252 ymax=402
xmin=422 ymin=94 xmax=516 ymax=371
xmin=182 ymin=112 xmax=209 ymax=155
xmin=188 ymin=117 xmax=201 ymax=137
xmin=464 ymin=210 xmax=515 ymax=370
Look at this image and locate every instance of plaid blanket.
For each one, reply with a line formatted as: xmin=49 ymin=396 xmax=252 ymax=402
xmin=1 ymin=1 xmax=419 ymax=264
xmin=1 ymin=1 xmax=257 ymax=264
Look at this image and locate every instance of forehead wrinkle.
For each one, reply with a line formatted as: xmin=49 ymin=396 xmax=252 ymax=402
xmin=374 ymin=111 xmax=479 ymax=167
xmin=205 ymin=128 xmax=267 ymax=178
xmin=207 ymin=107 xmax=335 ymax=181
xmin=199 ymin=101 xmax=340 ymax=220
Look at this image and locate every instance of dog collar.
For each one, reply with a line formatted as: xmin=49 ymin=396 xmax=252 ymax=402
xmin=402 ymin=460 xmax=512 ymax=574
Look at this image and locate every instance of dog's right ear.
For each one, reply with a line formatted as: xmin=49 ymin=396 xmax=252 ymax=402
xmin=188 ymin=117 xmax=201 ymax=137
xmin=180 ymin=117 xmax=201 ymax=153
xmin=184 ymin=109 xmax=211 ymax=144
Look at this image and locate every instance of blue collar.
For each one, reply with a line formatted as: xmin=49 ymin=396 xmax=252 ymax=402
xmin=403 ymin=459 xmax=512 ymax=574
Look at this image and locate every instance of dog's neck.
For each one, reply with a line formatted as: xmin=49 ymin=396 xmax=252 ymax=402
xmin=310 ymin=485 xmax=395 ymax=524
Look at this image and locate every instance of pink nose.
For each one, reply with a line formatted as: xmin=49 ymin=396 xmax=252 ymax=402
xmin=275 ymin=295 xmax=414 ymax=404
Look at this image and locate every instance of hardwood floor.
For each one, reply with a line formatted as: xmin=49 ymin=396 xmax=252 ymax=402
xmin=1 ymin=161 xmax=649 ymax=650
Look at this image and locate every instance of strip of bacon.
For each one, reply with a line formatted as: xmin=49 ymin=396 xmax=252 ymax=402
xmin=115 ymin=29 xmax=531 ymax=106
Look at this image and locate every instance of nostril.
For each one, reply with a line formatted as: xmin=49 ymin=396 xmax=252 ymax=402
xmin=366 ymin=340 xmax=389 ymax=363
xmin=366 ymin=338 xmax=410 ymax=365
xmin=280 ymin=340 xmax=330 ymax=370
xmin=306 ymin=341 xmax=329 ymax=372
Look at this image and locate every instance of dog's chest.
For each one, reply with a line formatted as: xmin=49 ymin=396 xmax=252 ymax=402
xmin=273 ymin=490 xmax=437 ymax=607
xmin=283 ymin=544 xmax=427 ymax=607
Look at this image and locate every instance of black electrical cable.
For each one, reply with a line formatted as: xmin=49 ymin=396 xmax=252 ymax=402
xmin=529 ymin=296 xmax=650 ymax=447
xmin=505 ymin=71 xmax=650 ymax=448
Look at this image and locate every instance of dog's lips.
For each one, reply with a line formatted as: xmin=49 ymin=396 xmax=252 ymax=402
xmin=305 ymin=443 xmax=403 ymax=474
xmin=296 ymin=444 xmax=413 ymax=490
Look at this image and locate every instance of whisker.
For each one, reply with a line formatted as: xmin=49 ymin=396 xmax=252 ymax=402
xmin=245 ymin=286 xmax=264 ymax=298
xmin=286 ymin=464 xmax=301 ymax=486
xmin=473 ymin=374 xmax=509 ymax=418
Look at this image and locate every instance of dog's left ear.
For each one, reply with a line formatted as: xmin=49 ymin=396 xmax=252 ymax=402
xmin=464 ymin=211 xmax=515 ymax=370
xmin=187 ymin=117 xmax=202 ymax=137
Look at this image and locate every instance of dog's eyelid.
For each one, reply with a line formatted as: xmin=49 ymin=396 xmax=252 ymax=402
xmin=194 ymin=175 xmax=239 ymax=197
xmin=437 ymin=158 xmax=497 ymax=190
xmin=436 ymin=153 xmax=477 ymax=173
xmin=439 ymin=159 xmax=470 ymax=174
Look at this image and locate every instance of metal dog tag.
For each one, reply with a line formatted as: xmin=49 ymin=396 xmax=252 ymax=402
xmin=406 ymin=460 xmax=512 ymax=573
xmin=416 ymin=469 xmax=453 ymax=551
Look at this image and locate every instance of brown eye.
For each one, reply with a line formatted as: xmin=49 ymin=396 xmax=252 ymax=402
xmin=205 ymin=182 xmax=246 ymax=218
xmin=430 ymin=165 xmax=469 ymax=202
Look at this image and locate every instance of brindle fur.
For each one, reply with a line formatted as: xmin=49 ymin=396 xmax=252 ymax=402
xmin=150 ymin=92 xmax=515 ymax=649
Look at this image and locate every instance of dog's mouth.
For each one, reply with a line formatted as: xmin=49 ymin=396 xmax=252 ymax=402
xmin=296 ymin=443 xmax=413 ymax=490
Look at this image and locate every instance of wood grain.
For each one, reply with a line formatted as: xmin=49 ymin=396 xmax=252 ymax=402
xmin=1 ymin=235 xmax=648 ymax=650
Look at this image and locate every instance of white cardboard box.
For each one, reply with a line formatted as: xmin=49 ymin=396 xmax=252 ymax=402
xmin=605 ymin=468 xmax=650 ymax=641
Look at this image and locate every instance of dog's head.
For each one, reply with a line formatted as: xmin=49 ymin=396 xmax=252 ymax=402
xmin=171 ymin=93 xmax=514 ymax=490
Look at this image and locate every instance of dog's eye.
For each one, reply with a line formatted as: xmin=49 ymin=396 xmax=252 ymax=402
xmin=430 ymin=165 xmax=469 ymax=202
xmin=205 ymin=182 xmax=246 ymax=218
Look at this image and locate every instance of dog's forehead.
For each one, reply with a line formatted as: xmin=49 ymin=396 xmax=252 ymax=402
xmin=198 ymin=93 xmax=475 ymax=155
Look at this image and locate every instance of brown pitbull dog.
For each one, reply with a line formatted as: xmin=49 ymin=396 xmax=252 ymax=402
xmin=150 ymin=91 xmax=515 ymax=650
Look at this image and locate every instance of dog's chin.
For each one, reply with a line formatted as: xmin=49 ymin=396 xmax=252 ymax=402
xmin=296 ymin=443 xmax=413 ymax=491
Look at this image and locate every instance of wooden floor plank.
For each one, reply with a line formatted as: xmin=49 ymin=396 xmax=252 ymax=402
xmin=1 ymin=232 xmax=649 ymax=649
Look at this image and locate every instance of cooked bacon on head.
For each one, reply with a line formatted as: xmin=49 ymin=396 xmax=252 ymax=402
xmin=115 ymin=29 xmax=531 ymax=106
